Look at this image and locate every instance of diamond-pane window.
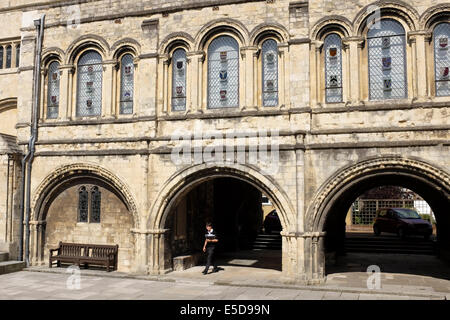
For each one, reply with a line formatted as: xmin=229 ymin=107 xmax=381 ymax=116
xmin=90 ymin=186 xmax=101 ymax=223
xmin=47 ymin=61 xmax=60 ymax=119
xmin=208 ymin=36 xmax=239 ymax=108
xmin=0 ymin=47 xmax=3 ymax=69
xmin=262 ymin=39 xmax=279 ymax=107
xmin=5 ymin=45 xmax=11 ymax=68
xmin=78 ymin=186 xmax=88 ymax=223
xmin=15 ymin=44 xmax=20 ymax=68
xmin=324 ymin=34 xmax=343 ymax=103
xmin=76 ymin=51 xmax=103 ymax=117
xmin=120 ymin=54 xmax=134 ymax=114
xmin=367 ymin=19 xmax=407 ymax=100
xmin=171 ymin=49 xmax=187 ymax=111
xmin=434 ymin=23 xmax=450 ymax=97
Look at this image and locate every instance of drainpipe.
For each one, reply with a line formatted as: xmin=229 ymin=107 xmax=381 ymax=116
xmin=19 ymin=15 xmax=45 ymax=266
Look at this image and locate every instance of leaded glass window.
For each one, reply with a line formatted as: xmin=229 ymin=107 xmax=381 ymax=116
xmin=15 ymin=44 xmax=20 ymax=68
xmin=78 ymin=186 xmax=88 ymax=223
xmin=434 ymin=23 xmax=450 ymax=97
xmin=5 ymin=45 xmax=11 ymax=68
xmin=207 ymin=36 xmax=239 ymax=108
xmin=47 ymin=61 xmax=60 ymax=119
xmin=0 ymin=47 xmax=3 ymax=69
xmin=324 ymin=34 xmax=343 ymax=103
xmin=76 ymin=51 xmax=103 ymax=117
xmin=262 ymin=39 xmax=279 ymax=107
xmin=367 ymin=19 xmax=407 ymax=100
xmin=120 ymin=54 xmax=134 ymax=114
xmin=90 ymin=186 xmax=101 ymax=223
xmin=171 ymin=49 xmax=187 ymax=111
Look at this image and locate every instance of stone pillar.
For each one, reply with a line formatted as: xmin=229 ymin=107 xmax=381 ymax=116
xmin=310 ymin=40 xmax=323 ymax=107
xmin=102 ymin=59 xmax=117 ymax=118
xmin=39 ymin=68 xmax=46 ymax=120
xmin=147 ymin=228 xmax=171 ymax=275
xmin=410 ymin=31 xmax=431 ymax=100
xmin=241 ymin=46 xmax=258 ymax=111
xmin=162 ymin=57 xmax=169 ymax=115
xmin=278 ymin=43 xmax=289 ymax=108
xmin=344 ymin=37 xmax=364 ymax=105
xmin=186 ymin=51 xmax=205 ymax=114
xmin=130 ymin=228 xmax=150 ymax=274
xmin=57 ymin=65 xmax=73 ymax=120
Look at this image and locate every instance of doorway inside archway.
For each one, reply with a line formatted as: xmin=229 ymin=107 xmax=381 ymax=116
xmin=165 ymin=177 xmax=282 ymax=276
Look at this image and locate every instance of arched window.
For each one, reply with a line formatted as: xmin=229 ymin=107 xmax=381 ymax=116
xmin=262 ymin=39 xmax=279 ymax=107
xmin=433 ymin=22 xmax=450 ymax=97
xmin=90 ymin=186 xmax=101 ymax=223
xmin=5 ymin=45 xmax=11 ymax=68
xmin=171 ymin=49 xmax=187 ymax=111
xmin=0 ymin=47 xmax=3 ymax=69
xmin=367 ymin=19 xmax=407 ymax=100
xmin=324 ymin=33 xmax=343 ymax=103
xmin=15 ymin=44 xmax=20 ymax=68
xmin=78 ymin=186 xmax=89 ymax=223
xmin=208 ymin=36 xmax=239 ymax=108
xmin=76 ymin=50 xmax=103 ymax=117
xmin=119 ymin=54 xmax=134 ymax=114
xmin=47 ymin=61 xmax=60 ymax=119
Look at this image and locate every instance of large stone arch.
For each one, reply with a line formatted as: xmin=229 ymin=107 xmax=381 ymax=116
xmin=420 ymin=3 xmax=450 ymax=31
xmin=148 ymin=163 xmax=295 ymax=232
xmin=300 ymin=155 xmax=450 ymax=282
xmin=65 ymin=34 xmax=110 ymax=64
xmin=310 ymin=15 xmax=353 ymax=40
xmin=32 ymin=162 xmax=139 ymax=229
xmin=306 ymin=155 xmax=450 ymax=233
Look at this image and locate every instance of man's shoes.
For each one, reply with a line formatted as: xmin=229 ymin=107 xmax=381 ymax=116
xmin=212 ymin=267 xmax=220 ymax=273
xmin=202 ymin=269 xmax=208 ymax=275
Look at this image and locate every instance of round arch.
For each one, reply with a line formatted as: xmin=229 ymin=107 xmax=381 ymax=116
xmin=194 ymin=18 xmax=249 ymax=51
xmin=250 ymin=23 xmax=289 ymax=45
xmin=111 ymin=38 xmax=141 ymax=59
xmin=311 ymin=15 xmax=352 ymax=40
xmin=159 ymin=32 xmax=194 ymax=55
xmin=31 ymin=163 xmax=139 ymax=229
xmin=148 ymin=163 xmax=295 ymax=233
xmin=65 ymin=34 xmax=110 ymax=64
xmin=353 ymin=1 xmax=419 ymax=36
xmin=306 ymin=156 xmax=450 ymax=233
xmin=420 ymin=4 xmax=450 ymax=31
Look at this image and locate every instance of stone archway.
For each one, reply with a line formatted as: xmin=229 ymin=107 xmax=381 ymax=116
xmin=146 ymin=163 xmax=296 ymax=276
xmin=30 ymin=163 xmax=140 ymax=272
xmin=304 ymin=155 xmax=450 ymax=282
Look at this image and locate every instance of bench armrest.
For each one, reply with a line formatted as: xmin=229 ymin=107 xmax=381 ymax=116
xmin=49 ymin=248 xmax=60 ymax=256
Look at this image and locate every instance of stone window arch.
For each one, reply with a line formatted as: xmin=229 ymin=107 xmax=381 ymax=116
xmin=367 ymin=18 xmax=407 ymax=100
xmin=46 ymin=61 xmax=60 ymax=119
xmin=433 ymin=22 xmax=450 ymax=97
xmin=323 ymin=33 xmax=343 ymax=103
xmin=119 ymin=53 xmax=134 ymax=114
xmin=171 ymin=48 xmax=187 ymax=111
xmin=207 ymin=35 xmax=240 ymax=109
xmin=76 ymin=50 xmax=103 ymax=117
xmin=261 ymin=39 xmax=279 ymax=107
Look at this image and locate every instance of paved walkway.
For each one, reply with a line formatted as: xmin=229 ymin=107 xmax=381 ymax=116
xmin=0 ymin=270 xmax=447 ymax=300
xmin=1 ymin=251 xmax=449 ymax=300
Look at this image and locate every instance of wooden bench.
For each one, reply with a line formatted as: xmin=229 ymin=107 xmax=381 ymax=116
xmin=49 ymin=242 xmax=119 ymax=272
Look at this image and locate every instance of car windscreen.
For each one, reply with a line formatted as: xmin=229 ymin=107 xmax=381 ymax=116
xmin=394 ymin=208 xmax=421 ymax=219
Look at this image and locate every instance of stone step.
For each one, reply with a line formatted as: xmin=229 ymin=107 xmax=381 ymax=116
xmin=0 ymin=261 xmax=26 ymax=275
xmin=0 ymin=252 xmax=9 ymax=262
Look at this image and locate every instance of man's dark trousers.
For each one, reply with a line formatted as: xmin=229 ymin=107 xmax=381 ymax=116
xmin=204 ymin=246 xmax=217 ymax=272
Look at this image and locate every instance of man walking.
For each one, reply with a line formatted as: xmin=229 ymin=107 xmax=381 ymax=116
xmin=202 ymin=222 xmax=219 ymax=275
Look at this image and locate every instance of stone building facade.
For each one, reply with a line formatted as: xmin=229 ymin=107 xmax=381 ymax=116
xmin=0 ymin=0 xmax=449 ymax=283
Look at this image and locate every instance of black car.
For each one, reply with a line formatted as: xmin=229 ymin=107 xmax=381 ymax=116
xmin=373 ymin=208 xmax=433 ymax=239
